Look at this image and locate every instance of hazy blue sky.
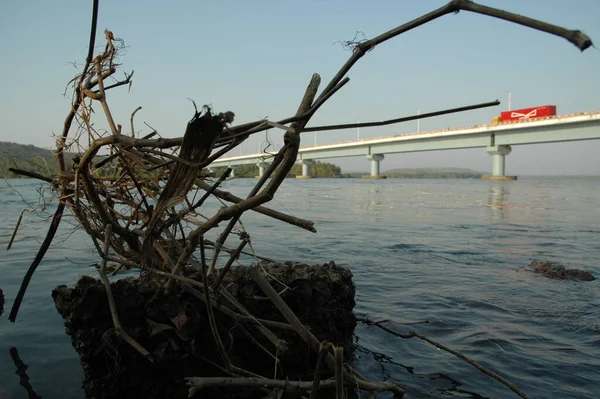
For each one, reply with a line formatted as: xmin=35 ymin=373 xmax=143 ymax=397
xmin=1 ymin=1 xmax=599 ymax=175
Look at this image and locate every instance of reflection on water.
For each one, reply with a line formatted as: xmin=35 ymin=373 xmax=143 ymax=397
xmin=488 ymin=182 xmax=510 ymax=222
xmin=9 ymin=346 xmax=42 ymax=399
xmin=1 ymin=178 xmax=599 ymax=399
xmin=365 ymin=184 xmax=384 ymax=216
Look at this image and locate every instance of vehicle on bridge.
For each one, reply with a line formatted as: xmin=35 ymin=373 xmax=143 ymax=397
xmin=492 ymin=105 xmax=557 ymax=125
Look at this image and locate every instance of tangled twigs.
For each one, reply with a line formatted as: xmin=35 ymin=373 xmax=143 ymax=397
xmin=249 ymin=267 xmax=405 ymax=398
xmin=142 ymin=108 xmax=231 ymax=268
xmin=98 ymin=224 xmax=152 ymax=361
xmin=357 ymin=317 xmax=530 ymax=399
xmin=7 ymin=1 xmax=595 ymax=397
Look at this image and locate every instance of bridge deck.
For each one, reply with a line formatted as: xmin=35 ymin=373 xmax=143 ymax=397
xmin=210 ymin=111 xmax=600 ymax=165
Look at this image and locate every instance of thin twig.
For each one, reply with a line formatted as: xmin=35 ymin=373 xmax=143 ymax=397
xmin=212 ymin=238 xmax=248 ymax=290
xmin=249 ymin=266 xmax=405 ymax=397
xmin=334 ymin=345 xmax=345 ymax=399
xmin=357 ymin=317 xmax=530 ymax=399
xmin=130 ymin=106 xmax=142 ymax=137
xmin=197 ymin=235 xmax=231 ymax=369
xmin=7 ymin=209 xmax=32 ymax=250
xmin=310 ymin=341 xmax=330 ymax=399
xmin=98 ymin=224 xmax=153 ymax=361
xmin=303 ymin=100 xmax=500 ymax=132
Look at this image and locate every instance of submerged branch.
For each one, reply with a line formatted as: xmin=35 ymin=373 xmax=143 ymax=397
xmin=357 ymin=317 xmax=530 ymax=399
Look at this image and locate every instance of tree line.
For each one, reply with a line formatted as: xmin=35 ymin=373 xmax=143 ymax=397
xmin=212 ymin=160 xmax=342 ymax=178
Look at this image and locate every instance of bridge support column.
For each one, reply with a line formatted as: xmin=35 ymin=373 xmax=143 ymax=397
xmin=363 ymin=154 xmax=386 ymax=179
xmin=482 ymin=145 xmax=517 ymax=180
xmin=256 ymin=162 xmax=267 ymax=178
xmin=296 ymin=160 xmax=313 ymax=179
xmin=229 ymin=166 xmax=236 ymax=179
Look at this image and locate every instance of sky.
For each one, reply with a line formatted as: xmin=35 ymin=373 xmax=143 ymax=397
xmin=0 ymin=0 xmax=599 ymax=175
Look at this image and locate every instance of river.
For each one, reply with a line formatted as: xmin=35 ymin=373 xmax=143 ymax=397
xmin=0 ymin=177 xmax=599 ymax=398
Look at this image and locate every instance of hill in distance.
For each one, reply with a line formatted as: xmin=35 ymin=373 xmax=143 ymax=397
xmin=0 ymin=141 xmax=61 ymax=178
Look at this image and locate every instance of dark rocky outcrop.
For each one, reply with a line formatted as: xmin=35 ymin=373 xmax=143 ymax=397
xmin=528 ymin=261 xmax=595 ymax=281
xmin=52 ymin=261 xmax=356 ymax=399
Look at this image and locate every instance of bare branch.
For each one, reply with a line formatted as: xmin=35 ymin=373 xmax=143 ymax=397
xmin=357 ymin=317 xmax=530 ymax=399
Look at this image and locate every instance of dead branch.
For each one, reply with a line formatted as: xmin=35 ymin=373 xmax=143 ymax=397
xmin=195 ymin=180 xmax=316 ymax=232
xmin=249 ymin=266 xmax=406 ymax=397
xmin=357 ymin=317 xmax=530 ymax=399
xmin=186 ymin=376 xmax=337 ymax=397
xmin=9 ymin=347 xmax=42 ymax=399
xmin=303 ymin=100 xmax=500 ymax=132
xmin=9 ymin=203 xmax=65 ymax=322
xmin=9 ymin=1 xmax=593 ymax=397
xmin=8 ymin=168 xmax=55 ymax=183
xmin=130 ymin=106 xmax=142 ymax=137
xmin=6 ymin=209 xmax=32 ymax=250
xmin=310 ymin=341 xmax=330 ymax=399
xmin=98 ymin=224 xmax=152 ymax=361
xmin=197 ymin=235 xmax=231 ymax=369
xmin=315 ymin=0 xmax=591 ymax=104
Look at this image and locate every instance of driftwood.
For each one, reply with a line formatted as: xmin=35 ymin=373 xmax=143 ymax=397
xmin=5 ymin=0 xmax=592 ymax=397
xmin=9 ymin=346 xmax=42 ymax=399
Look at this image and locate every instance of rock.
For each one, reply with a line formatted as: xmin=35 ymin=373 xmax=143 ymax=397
xmin=52 ymin=261 xmax=356 ymax=399
xmin=528 ymin=261 xmax=595 ymax=281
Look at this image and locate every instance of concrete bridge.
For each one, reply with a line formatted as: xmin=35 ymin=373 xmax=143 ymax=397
xmin=209 ymin=111 xmax=600 ymax=180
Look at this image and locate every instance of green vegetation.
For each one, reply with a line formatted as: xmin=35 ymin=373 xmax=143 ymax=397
xmin=0 ymin=141 xmax=112 ymax=179
xmin=383 ymin=168 xmax=483 ymax=179
xmin=342 ymin=168 xmax=483 ymax=178
xmin=213 ymin=160 xmax=342 ymax=178
xmin=290 ymin=161 xmax=341 ymax=178
xmin=212 ymin=164 xmax=259 ymax=178
xmin=0 ymin=141 xmax=61 ymax=178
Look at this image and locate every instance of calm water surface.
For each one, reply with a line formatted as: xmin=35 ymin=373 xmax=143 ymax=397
xmin=0 ymin=177 xmax=599 ymax=398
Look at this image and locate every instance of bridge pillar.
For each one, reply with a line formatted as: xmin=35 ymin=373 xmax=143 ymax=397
xmin=256 ymin=162 xmax=267 ymax=178
xmin=297 ymin=159 xmax=313 ymax=179
xmin=363 ymin=154 xmax=386 ymax=179
xmin=482 ymin=145 xmax=517 ymax=180
xmin=229 ymin=165 xmax=236 ymax=179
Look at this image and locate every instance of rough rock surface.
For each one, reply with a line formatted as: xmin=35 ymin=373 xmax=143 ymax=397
xmin=528 ymin=261 xmax=595 ymax=281
xmin=52 ymin=261 xmax=356 ymax=399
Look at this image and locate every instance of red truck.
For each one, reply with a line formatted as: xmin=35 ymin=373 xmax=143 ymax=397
xmin=500 ymin=105 xmax=557 ymax=122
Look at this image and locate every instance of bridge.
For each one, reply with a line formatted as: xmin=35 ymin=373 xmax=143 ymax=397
xmin=209 ymin=111 xmax=600 ymax=180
